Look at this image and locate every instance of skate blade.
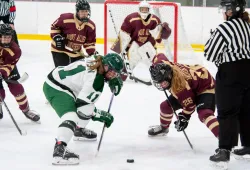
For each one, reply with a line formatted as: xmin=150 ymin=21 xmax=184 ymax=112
xmin=52 ymin=157 xmax=79 ymax=165
xmin=148 ymin=133 xmax=168 ymax=137
xmin=210 ymin=161 xmax=228 ymax=170
xmin=30 ymin=119 xmax=41 ymax=124
xmin=233 ymin=154 xmax=250 ymax=161
xmin=73 ymin=136 xmax=97 ymax=141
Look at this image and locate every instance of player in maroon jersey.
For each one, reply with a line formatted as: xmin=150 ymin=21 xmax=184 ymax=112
xmin=50 ymin=0 xmax=96 ymax=67
xmin=111 ymin=1 xmax=171 ymax=81
xmin=0 ymin=24 xmax=40 ymax=122
xmin=148 ymin=53 xmax=219 ymax=138
xmin=50 ymin=0 xmax=97 ymax=140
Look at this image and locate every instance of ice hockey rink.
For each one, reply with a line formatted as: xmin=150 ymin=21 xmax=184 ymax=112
xmin=0 ymin=40 xmax=248 ymax=170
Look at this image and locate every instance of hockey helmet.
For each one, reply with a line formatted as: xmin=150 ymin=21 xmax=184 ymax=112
xmin=102 ymin=53 xmax=124 ymax=74
xmin=0 ymin=24 xmax=13 ymax=36
xmin=149 ymin=63 xmax=173 ymax=91
xmin=220 ymin=0 xmax=246 ymax=18
xmin=0 ymin=24 xmax=13 ymax=48
xmin=75 ymin=0 xmax=91 ymax=22
xmin=138 ymin=1 xmax=151 ymax=20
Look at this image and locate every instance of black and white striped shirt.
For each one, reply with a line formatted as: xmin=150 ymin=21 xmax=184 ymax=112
xmin=204 ymin=18 xmax=250 ymax=66
xmin=0 ymin=0 xmax=16 ymax=23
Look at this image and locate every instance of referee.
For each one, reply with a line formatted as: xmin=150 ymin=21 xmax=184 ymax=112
xmin=204 ymin=0 xmax=250 ymax=167
xmin=0 ymin=0 xmax=18 ymax=45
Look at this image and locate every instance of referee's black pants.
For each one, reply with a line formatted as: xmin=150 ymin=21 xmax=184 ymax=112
xmin=216 ymin=59 xmax=250 ymax=150
xmin=0 ymin=15 xmax=19 ymax=45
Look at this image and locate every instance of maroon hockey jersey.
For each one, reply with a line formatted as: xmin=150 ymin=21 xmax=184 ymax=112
xmin=50 ymin=13 xmax=96 ymax=57
xmin=153 ymin=53 xmax=215 ymax=116
xmin=0 ymin=42 xmax=21 ymax=78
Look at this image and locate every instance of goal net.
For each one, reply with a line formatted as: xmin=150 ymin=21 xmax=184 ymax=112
xmin=104 ymin=0 xmax=202 ymax=65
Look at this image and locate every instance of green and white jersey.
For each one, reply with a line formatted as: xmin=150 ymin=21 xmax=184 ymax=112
xmin=45 ymin=59 xmax=105 ymax=104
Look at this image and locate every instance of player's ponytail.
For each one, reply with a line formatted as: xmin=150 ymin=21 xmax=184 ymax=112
xmin=241 ymin=11 xmax=250 ymax=23
xmin=170 ymin=65 xmax=188 ymax=94
xmin=88 ymin=55 xmax=105 ymax=74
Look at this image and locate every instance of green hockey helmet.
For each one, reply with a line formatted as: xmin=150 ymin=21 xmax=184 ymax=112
xmin=102 ymin=53 xmax=124 ymax=74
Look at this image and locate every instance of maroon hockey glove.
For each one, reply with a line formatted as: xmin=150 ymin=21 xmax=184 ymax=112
xmin=161 ymin=22 xmax=171 ymax=40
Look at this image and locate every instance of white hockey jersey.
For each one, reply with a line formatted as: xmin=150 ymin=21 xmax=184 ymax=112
xmin=45 ymin=59 xmax=105 ymax=104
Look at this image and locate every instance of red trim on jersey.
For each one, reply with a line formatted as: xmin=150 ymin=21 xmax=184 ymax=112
xmin=10 ymin=6 xmax=16 ymax=12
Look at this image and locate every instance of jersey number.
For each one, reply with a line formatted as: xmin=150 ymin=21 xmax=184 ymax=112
xmin=59 ymin=65 xmax=86 ymax=80
xmin=87 ymin=92 xmax=99 ymax=102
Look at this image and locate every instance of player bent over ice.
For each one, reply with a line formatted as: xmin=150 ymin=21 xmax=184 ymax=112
xmin=0 ymin=24 xmax=40 ymax=122
xmin=148 ymin=53 xmax=219 ymax=138
xmin=111 ymin=1 xmax=171 ymax=81
xmin=43 ymin=53 xmax=124 ymax=165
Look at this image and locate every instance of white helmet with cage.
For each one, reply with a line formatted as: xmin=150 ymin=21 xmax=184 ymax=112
xmin=138 ymin=1 xmax=151 ymax=20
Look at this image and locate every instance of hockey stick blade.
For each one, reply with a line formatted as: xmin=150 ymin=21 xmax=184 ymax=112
xmin=130 ymin=76 xmax=152 ymax=86
xmin=17 ymin=72 xmax=29 ymax=83
xmin=5 ymin=72 xmax=29 ymax=84
xmin=21 ymin=130 xmax=27 ymax=136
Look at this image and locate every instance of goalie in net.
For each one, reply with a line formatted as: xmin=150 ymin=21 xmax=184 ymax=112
xmin=110 ymin=0 xmax=171 ymax=82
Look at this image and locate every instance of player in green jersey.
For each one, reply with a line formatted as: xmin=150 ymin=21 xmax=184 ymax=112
xmin=43 ymin=53 xmax=124 ymax=165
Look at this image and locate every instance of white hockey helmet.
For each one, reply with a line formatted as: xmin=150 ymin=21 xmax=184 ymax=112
xmin=138 ymin=1 xmax=151 ymax=20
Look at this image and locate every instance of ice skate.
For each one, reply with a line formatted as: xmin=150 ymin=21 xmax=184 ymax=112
xmin=233 ymin=147 xmax=250 ymax=160
xmin=148 ymin=125 xmax=169 ymax=137
xmin=210 ymin=149 xmax=230 ymax=170
xmin=23 ymin=109 xmax=40 ymax=123
xmin=52 ymin=141 xmax=79 ymax=165
xmin=73 ymin=127 xmax=97 ymax=141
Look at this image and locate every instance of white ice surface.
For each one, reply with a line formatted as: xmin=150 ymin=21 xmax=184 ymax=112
xmin=0 ymin=41 xmax=248 ymax=170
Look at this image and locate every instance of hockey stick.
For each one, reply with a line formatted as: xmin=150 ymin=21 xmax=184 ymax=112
xmin=108 ymin=9 xmax=152 ymax=86
xmin=0 ymin=94 xmax=27 ymax=136
xmin=4 ymin=72 xmax=29 ymax=84
xmin=130 ymin=76 xmax=152 ymax=86
xmin=164 ymin=90 xmax=193 ymax=150
xmin=95 ymin=92 xmax=115 ymax=157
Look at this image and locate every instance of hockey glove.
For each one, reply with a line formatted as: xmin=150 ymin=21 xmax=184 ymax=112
xmin=92 ymin=109 xmax=114 ymax=128
xmin=53 ymin=34 xmax=65 ymax=50
xmin=174 ymin=113 xmax=190 ymax=132
xmin=161 ymin=22 xmax=171 ymax=40
xmin=108 ymin=76 xmax=123 ymax=96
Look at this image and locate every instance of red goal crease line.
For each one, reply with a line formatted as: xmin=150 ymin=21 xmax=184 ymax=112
xmin=16 ymin=34 xmax=204 ymax=52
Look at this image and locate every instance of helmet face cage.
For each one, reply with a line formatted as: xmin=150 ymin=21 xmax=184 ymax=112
xmin=149 ymin=64 xmax=173 ymax=91
xmin=76 ymin=0 xmax=91 ymax=22
xmin=0 ymin=24 xmax=13 ymax=47
xmin=138 ymin=1 xmax=151 ymax=20
xmin=103 ymin=65 xmax=119 ymax=81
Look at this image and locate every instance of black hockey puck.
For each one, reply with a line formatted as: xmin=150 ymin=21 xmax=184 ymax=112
xmin=127 ymin=159 xmax=134 ymax=163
